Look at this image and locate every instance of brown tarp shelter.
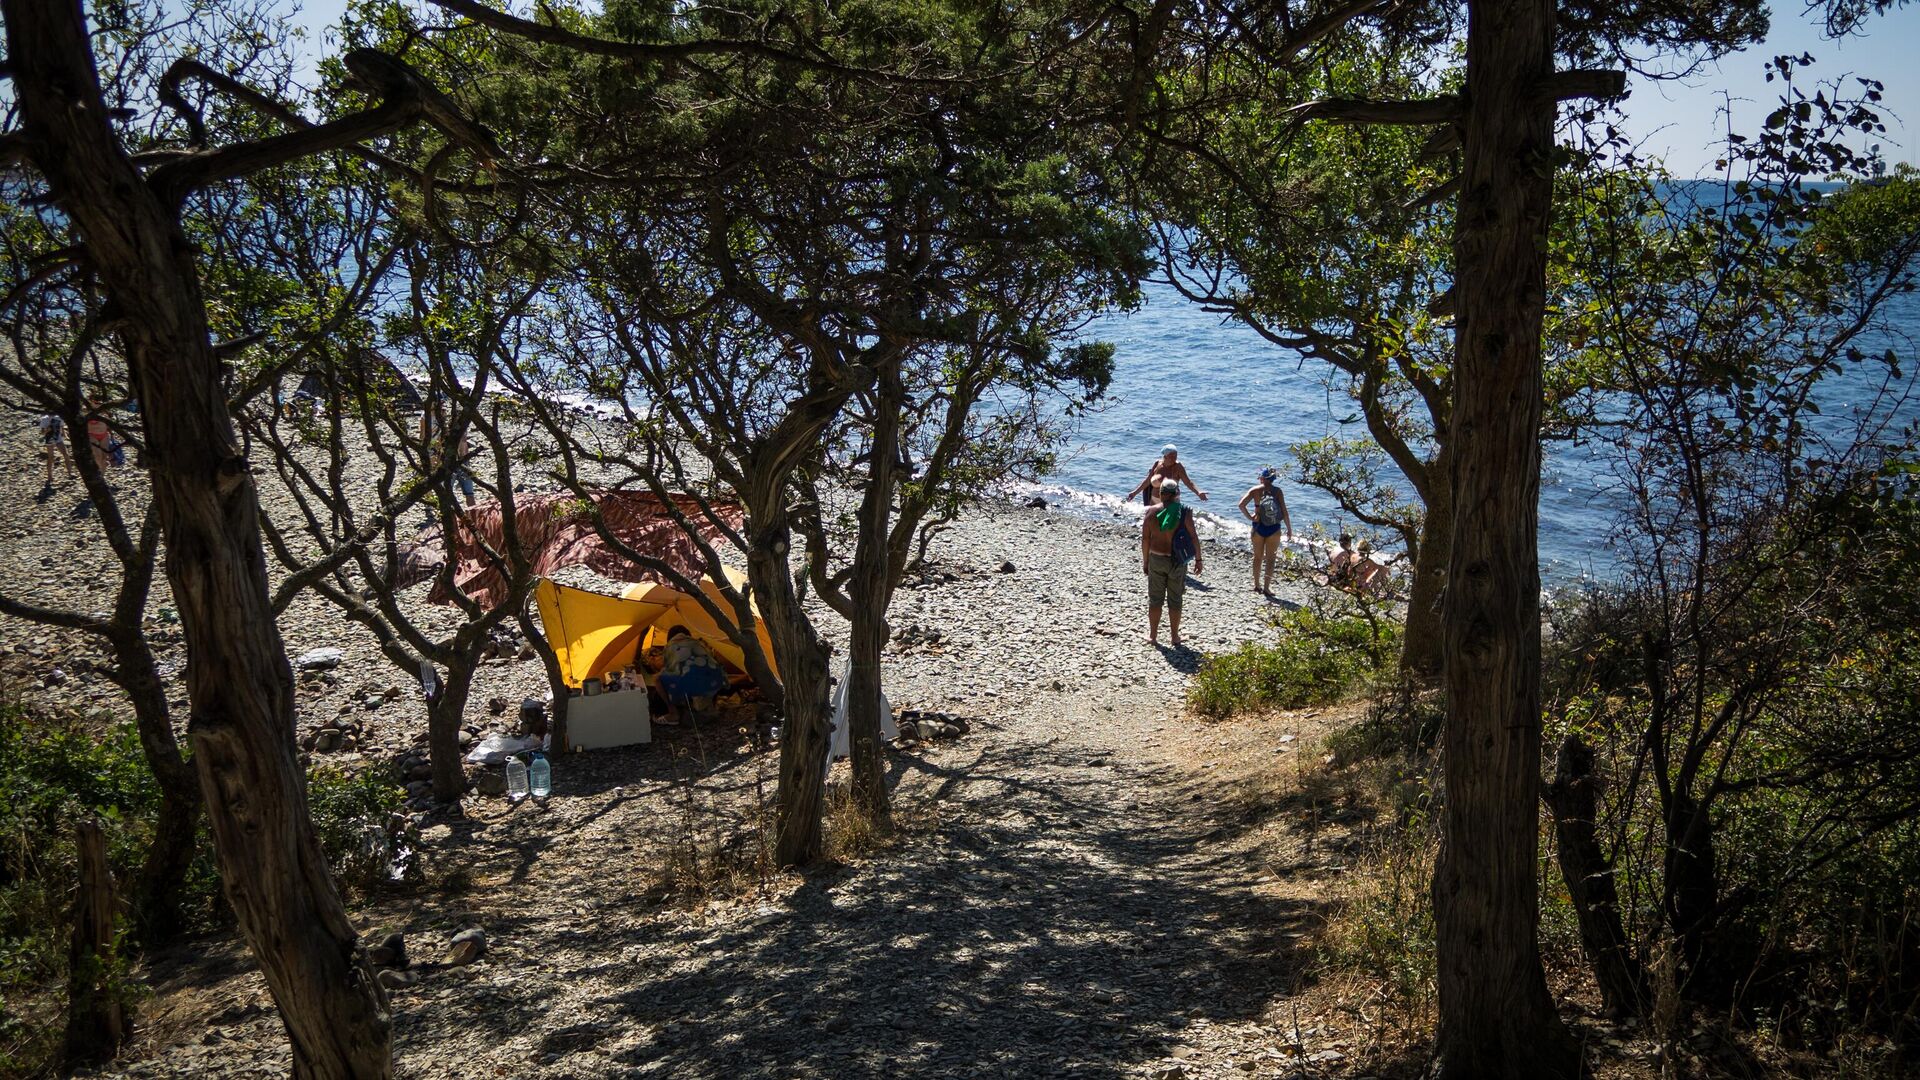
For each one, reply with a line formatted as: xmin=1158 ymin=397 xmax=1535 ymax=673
xmin=392 ymin=491 xmax=743 ymax=609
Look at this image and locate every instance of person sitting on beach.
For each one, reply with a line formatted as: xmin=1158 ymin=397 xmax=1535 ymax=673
xmin=1141 ymin=481 xmax=1204 ymax=648
xmin=1327 ymin=533 xmax=1361 ymax=588
xmin=1237 ymin=467 xmax=1293 ymax=596
xmin=1351 ymin=540 xmax=1392 ymax=596
xmin=1126 ymin=444 xmax=1207 ymax=504
xmin=657 ymin=625 xmax=725 ymax=724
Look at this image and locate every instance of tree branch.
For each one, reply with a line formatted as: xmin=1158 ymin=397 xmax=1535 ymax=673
xmin=425 ymin=0 xmax=960 ymax=86
xmin=1275 ymin=0 xmax=1397 ymax=63
xmin=1288 ymin=94 xmax=1462 ymax=126
xmin=146 ymin=49 xmax=500 ymax=205
xmin=1542 ymin=68 xmax=1628 ymax=103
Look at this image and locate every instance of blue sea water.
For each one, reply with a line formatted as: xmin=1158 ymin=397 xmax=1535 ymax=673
xmin=1025 ymin=281 xmax=1920 ymax=586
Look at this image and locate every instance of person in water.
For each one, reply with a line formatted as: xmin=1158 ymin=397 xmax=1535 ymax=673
xmin=1126 ymin=444 xmax=1207 ymax=504
xmin=1141 ymin=481 xmax=1203 ymax=647
xmin=1237 ymin=467 xmax=1294 ymax=595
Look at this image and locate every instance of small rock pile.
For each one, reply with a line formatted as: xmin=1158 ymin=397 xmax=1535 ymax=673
xmin=892 ymin=709 xmax=971 ymax=744
xmin=888 ymin=623 xmax=948 ymax=655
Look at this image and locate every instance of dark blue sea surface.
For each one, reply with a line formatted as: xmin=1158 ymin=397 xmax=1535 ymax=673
xmin=1026 ymin=281 xmax=1920 ymax=585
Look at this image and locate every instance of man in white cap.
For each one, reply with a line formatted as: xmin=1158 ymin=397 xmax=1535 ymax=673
xmin=1125 ymin=443 xmax=1207 ymax=504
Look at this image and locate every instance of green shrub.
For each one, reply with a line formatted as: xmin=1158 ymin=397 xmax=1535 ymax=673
xmin=306 ymin=763 xmax=422 ymax=893
xmin=1188 ymin=607 xmax=1399 ymax=718
xmin=0 ymin=700 xmax=213 ymax=1077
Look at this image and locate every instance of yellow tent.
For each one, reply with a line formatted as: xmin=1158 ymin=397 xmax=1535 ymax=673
xmin=534 ymin=570 xmax=778 ymax=688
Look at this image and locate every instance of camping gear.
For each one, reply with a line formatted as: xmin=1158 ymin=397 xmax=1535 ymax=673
xmin=505 ymin=757 xmax=529 ymax=802
xmin=566 ymin=690 xmax=650 ymax=749
xmin=465 ymin=733 xmax=540 ymax=766
xmin=583 ymin=677 xmax=603 ymax=696
xmin=1256 ymin=492 xmax=1281 ymax=525
xmin=1171 ymin=510 xmax=1197 ymax=563
xmin=529 ymin=754 xmax=551 ymax=798
xmin=533 ymin=571 xmax=777 ymax=689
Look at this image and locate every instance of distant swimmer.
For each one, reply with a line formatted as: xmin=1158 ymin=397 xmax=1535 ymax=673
xmin=1141 ymin=481 xmax=1204 ymax=648
xmin=1125 ymin=444 xmax=1207 ymax=504
xmin=1237 ymin=467 xmax=1293 ymax=595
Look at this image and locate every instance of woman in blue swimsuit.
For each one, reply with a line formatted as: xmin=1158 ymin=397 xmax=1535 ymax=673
xmin=1237 ymin=467 xmax=1293 ymax=595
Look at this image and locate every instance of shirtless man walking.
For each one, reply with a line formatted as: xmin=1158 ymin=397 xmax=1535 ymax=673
xmin=1142 ymin=481 xmax=1204 ymax=648
xmin=1125 ymin=444 xmax=1207 ymax=504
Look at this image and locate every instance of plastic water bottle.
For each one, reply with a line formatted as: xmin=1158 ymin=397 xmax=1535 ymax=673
xmin=505 ymin=756 xmax=529 ymax=801
xmin=529 ymin=753 xmax=551 ymax=799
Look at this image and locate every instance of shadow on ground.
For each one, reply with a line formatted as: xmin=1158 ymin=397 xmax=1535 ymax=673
xmin=483 ymin=738 xmax=1327 ymax=1078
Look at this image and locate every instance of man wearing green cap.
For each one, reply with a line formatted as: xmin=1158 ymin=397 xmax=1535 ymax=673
xmin=1142 ymin=480 xmax=1204 ymax=647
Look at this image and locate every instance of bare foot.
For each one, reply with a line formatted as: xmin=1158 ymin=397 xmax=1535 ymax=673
xmin=1170 ymin=634 xmax=1182 ymax=649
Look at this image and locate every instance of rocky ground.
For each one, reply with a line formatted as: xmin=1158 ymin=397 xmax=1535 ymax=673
xmin=1 ymin=417 xmax=1427 ymax=1079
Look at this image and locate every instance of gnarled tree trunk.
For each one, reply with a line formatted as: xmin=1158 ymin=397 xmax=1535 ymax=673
xmin=6 ymin=1 xmax=393 ymax=1073
xmin=751 ymin=513 xmax=834 ymax=867
xmin=1431 ymin=0 xmax=1579 ymax=1075
xmin=64 ymin=817 xmax=128 ymax=1069
xmin=426 ymin=659 xmax=475 ymax=804
xmin=107 ymin=625 xmax=201 ymax=941
xmin=842 ymin=368 xmax=903 ymax=827
xmin=1547 ymin=733 xmax=1646 ymax=1018
xmin=1399 ymin=451 xmax=1450 ymax=680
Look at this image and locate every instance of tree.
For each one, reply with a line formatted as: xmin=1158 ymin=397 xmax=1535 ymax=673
xmin=0 ymin=269 xmax=199 ymax=939
xmin=1544 ymin=75 xmax=1920 ymax=1018
xmin=799 ymin=307 xmax=1130 ymax=825
xmin=3 ymin=0 xmax=501 ymax=1067
xmin=1124 ymin=0 xmax=1787 ymax=1073
xmin=418 ymin=0 xmax=1147 ymax=858
xmin=247 ymin=204 xmax=554 ymax=806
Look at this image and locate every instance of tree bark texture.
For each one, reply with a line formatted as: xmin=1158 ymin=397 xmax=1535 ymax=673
xmin=1662 ymin=793 xmax=1721 ymax=996
xmin=1432 ymin=0 xmax=1580 ymax=1075
xmin=842 ymin=369 xmax=903 ymax=826
xmin=1400 ymin=470 xmax=1450 ymax=680
xmin=64 ymin=818 xmax=128 ymax=1069
xmin=6 ymin=1 xmax=394 ymax=1074
xmin=518 ymin=601 xmax=569 ymax=752
xmin=750 ymin=513 xmax=833 ymax=868
xmin=426 ymin=662 xmax=473 ymax=804
xmin=1546 ymin=734 xmax=1646 ymax=1018
xmin=108 ymin=626 xmax=201 ymax=941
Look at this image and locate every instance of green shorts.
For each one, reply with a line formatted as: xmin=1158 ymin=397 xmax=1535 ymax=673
xmin=1146 ymin=553 xmax=1187 ymax=611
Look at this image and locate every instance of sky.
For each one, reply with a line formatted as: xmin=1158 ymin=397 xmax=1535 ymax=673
xmin=283 ymin=1 xmax=1917 ymax=178
xmin=1620 ymin=3 xmax=1920 ymax=175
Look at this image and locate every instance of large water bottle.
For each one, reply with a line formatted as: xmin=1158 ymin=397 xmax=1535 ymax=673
xmin=505 ymin=756 xmax=529 ymax=801
xmin=529 ymin=753 xmax=551 ymax=799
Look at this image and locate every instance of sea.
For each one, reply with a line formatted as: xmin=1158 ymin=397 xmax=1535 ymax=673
xmin=1018 ymin=280 xmax=1920 ymax=587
